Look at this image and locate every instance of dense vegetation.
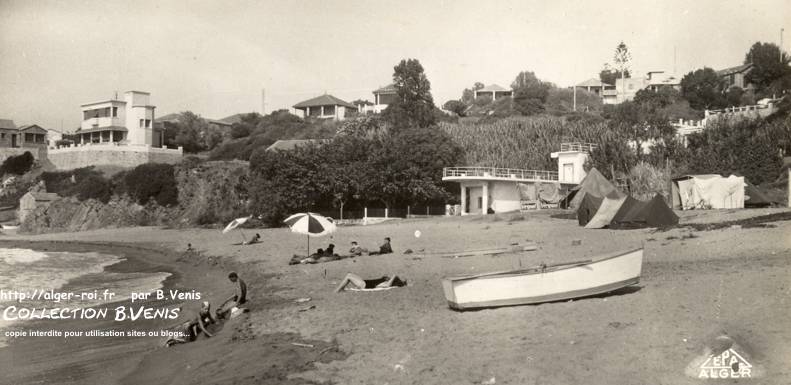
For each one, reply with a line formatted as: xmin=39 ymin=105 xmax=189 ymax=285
xmin=209 ymin=110 xmax=338 ymax=161
xmin=0 ymin=152 xmax=35 ymax=176
xmin=41 ymin=163 xmax=179 ymax=206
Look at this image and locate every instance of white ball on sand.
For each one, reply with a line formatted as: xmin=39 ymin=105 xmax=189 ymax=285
xmin=414 ymin=230 xmax=421 ymax=238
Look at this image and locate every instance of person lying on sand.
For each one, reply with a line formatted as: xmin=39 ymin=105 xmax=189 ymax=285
xmin=334 ymin=273 xmax=407 ymax=292
xmin=369 ymin=237 xmax=393 ymax=255
xmin=165 ymin=301 xmax=216 ymax=346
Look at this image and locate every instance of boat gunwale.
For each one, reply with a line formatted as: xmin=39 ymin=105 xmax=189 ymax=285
xmin=442 ymin=248 xmax=643 ymax=282
xmin=416 ymin=243 xmax=537 ymax=257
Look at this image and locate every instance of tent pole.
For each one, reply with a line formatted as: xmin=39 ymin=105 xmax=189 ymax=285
xmin=307 ymin=234 xmax=310 ymax=256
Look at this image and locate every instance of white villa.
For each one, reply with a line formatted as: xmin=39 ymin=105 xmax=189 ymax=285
xmin=443 ymin=143 xmax=595 ymax=215
xmin=76 ymin=91 xmax=163 ymax=146
xmin=47 ymin=90 xmax=182 ymax=170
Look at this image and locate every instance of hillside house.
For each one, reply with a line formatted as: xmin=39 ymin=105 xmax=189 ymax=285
xmin=574 ymin=79 xmax=617 ymax=104
xmin=46 ymin=90 xmax=182 ymax=170
xmin=76 ymin=91 xmax=163 ymax=147
xmin=18 ymin=192 xmax=60 ymax=224
xmin=717 ymin=63 xmax=754 ymax=90
xmin=474 ymin=84 xmax=513 ymax=100
xmin=293 ymin=94 xmax=356 ymax=121
xmin=443 ymin=142 xmax=595 ymax=215
xmin=0 ymin=120 xmax=47 ymax=149
xmin=371 ymin=84 xmax=397 ymax=113
xmin=614 ymin=71 xmax=680 ymax=103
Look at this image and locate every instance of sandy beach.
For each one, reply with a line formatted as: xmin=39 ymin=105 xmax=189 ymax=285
xmin=1 ymin=208 xmax=790 ymax=384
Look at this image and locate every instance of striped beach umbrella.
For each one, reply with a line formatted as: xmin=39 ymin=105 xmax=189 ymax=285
xmin=223 ymin=216 xmax=252 ymax=243
xmin=283 ymin=212 xmax=337 ymax=254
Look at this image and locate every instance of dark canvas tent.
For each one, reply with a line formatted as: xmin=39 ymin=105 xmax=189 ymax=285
xmin=584 ymin=194 xmax=678 ymax=229
xmin=611 ymin=194 xmax=679 ymax=229
xmin=576 ymin=194 xmax=603 ymax=226
xmin=561 ymin=168 xmax=623 ymax=209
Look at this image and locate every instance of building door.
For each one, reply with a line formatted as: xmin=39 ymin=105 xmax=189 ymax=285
xmin=11 ymin=134 xmax=17 ymax=148
xmin=563 ymin=163 xmax=574 ymax=183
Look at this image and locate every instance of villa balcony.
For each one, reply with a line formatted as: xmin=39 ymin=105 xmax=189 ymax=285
xmin=443 ymin=167 xmax=558 ymax=183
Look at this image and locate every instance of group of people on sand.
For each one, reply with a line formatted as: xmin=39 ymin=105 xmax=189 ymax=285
xmin=165 ymin=272 xmax=248 ymax=347
xmin=291 ymin=237 xmax=394 ymax=265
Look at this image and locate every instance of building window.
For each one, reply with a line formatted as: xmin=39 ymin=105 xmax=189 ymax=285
xmin=477 ymin=197 xmax=482 ymax=209
xmin=324 ymin=105 xmax=335 ymax=116
xmin=139 ymin=119 xmax=144 ymax=128
xmin=145 ymin=119 xmax=151 ymax=128
xmin=112 ymin=107 xmax=118 ymax=117
xmin=1 ymin=133 xmax=5 ymax=139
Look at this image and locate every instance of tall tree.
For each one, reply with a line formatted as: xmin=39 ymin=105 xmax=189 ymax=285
xmin=382 ymin=59 xmax=436 ymax=129
xmin=511 ymin=71 xmax=553 ymax=116
xmin=680 ymin=67 xmax=727 ymax=110
xmin=613 ymin=42 xmax=632 ymax=85
xmin=744 ymin=42 xmax=791 ymax=95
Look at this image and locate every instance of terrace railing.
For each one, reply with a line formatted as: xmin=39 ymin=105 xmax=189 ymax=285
xmin=560 ymin=142 xmax=597 ymax=153
xmin=443 ymin=167 xmax=558 ymax=181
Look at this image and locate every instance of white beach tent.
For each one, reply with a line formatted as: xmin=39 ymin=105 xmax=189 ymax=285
xmin=671 ymin=175 xmax=746 ymax=210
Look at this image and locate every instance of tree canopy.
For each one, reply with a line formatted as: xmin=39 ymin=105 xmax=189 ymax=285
xmin=680 ymin=68 xmax=727 ymax=110
xmin=382 ymin=59 xmax=436 ymax=129
xmin=511 ymin=71 xmax=553 ymax=116
xmin=744 ymin=42 xmax=791 ymax=96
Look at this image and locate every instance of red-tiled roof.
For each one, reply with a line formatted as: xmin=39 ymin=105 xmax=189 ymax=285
xmin=266 ymin=139 xmax=330 ymax=152
xmin=293 ymin=94 xmax=356 ymax=109
xmin=717 ymin=63 xmax=753 ymax=76
xmin=373 ymin=84 xmax=397 ymax=94
xmin=0 ymin=119 xmax=16 ymax=130
xmin=477 ymin=84 xmax=511 ymax=92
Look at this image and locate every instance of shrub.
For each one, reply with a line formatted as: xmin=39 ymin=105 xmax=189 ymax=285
xmin=40 ymin=166 xmax=114 ymax=203
xmin=75 ymin=173 xmax=112 ymax=203
xmin=124 ymin=163 xmax=178 ymax=206
xmin=1 ymin=152 xmax=35 ymax=175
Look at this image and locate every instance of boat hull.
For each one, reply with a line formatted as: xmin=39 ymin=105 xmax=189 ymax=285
xmin=442 ymin=248 xmax=643 ymax=310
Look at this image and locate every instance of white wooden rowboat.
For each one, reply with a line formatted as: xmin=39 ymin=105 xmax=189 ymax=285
xmin=419 ymin=243 xmax=537 ymax=259
xmin=441 ymin=248 xmax=643 ymax=310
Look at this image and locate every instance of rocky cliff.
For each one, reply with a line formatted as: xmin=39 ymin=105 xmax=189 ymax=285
xmin=20 ymin=196 xmax=174 ymax=234
xmin=19 ymin=160 xmax=251 ymax=234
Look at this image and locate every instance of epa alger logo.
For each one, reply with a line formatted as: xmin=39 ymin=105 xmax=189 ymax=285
xmin=698 ymin=348 xmax=752 ymax=379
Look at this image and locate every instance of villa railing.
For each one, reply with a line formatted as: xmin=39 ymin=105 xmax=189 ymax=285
xmin=443 ymin=167 xmax=558 ymax=181
xmin=560 ymin=142 xmax=597 ymax=153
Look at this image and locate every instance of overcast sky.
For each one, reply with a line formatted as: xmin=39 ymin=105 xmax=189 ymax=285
xmin=1 ymin=0 xmax=789 ymax=130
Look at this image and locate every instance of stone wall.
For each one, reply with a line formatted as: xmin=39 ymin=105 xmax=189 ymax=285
xmin=46 ymin=144 xmax=183 ymax=170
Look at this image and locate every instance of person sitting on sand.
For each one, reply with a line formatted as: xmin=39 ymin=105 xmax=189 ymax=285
xmin=218 ymin=272 xmax=248 ymax=318
xmin=370 ymin=237 xmax=393 ymax=255
xmin=324 ymin=243 xmax=336 ymax=256
xmin=349 ymin=241 xmax=368 ymax=256
xmin=166 ymin=301 xmax=215 ymax=346
xmin=334 ymin=273 xmax=407 ymax=292
xmin=243 ymin=233 xmax=261 ymax=245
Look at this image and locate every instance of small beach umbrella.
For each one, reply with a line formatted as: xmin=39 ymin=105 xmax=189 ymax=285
xmin=223 ymin=216 xmax=252 ymax=243
xmin=283 ymin=212 xmax=337 ymax=255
